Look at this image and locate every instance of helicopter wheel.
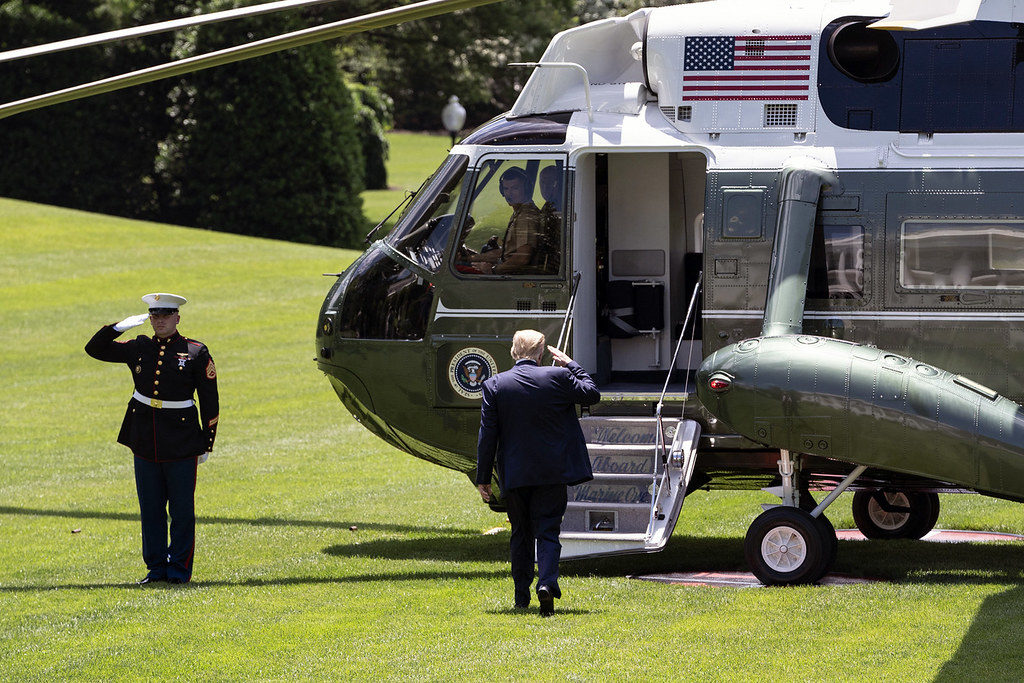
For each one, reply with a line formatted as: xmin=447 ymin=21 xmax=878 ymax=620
xmin=744 ymin=507 xmax=834 ymax=586
xmin=798 ymin=491 xmax=838 ymax=581
xmin=812 ymin=512 xmax=838 ymax=581
xmin=851 ymin=491 xmax=939 ymax=540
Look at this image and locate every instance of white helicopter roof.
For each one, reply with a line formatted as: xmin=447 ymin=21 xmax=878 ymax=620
xmin=510 ymin=0 xmax=1024 ymax=127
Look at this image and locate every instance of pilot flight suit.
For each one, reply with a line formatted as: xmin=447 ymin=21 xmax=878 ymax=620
xmin=86 ymin=324 xmax=219 ymax=582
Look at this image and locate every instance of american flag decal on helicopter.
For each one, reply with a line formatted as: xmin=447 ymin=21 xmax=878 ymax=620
xmin=682 ymin=34 xmax=812 ymax=101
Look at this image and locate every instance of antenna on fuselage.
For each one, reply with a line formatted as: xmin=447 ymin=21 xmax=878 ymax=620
xmin=0 ymin=0 xmax=505 ymax=120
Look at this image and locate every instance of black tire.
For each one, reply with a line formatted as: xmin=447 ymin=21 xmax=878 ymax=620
xmin=798 ymin=490 xmax=838 ymax=581
xmin=812 ymin=513 xmax=838 ymax=582
xmin=851 ymin=491 xmax=939 ymax=540
xmin=745 ymin=507 xmax=827 ymax=586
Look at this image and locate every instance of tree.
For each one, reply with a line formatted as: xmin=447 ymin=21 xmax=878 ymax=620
xmin=337 ymin=0 xmax=575 ymax=130
xmin=0 ymin=1 xmax=170 ymax=218
xmin=350 ymin=82 xmax=392 ymax=191
xmin=157 ymin=0 xmax=367 ymax=246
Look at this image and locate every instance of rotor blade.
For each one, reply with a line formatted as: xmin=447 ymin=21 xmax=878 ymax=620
xmin=0 ymin=0 xmax=504 ymax=120
xmin=0 ymin=0 xmax=351 ymax=64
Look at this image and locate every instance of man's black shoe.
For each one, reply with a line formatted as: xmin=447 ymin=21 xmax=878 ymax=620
xmin=137 ymin=576 xmax=164 ymax=586
xmin=166 ymin=577 xmax=188 ymax=584
xmin=514 ymin=602 xmax=530 ymax=612
xmin=537 ymin=585 xmax=555 ymax=616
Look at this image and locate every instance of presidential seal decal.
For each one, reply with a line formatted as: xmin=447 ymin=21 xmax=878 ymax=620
xmin=448 ymin=347 xmax=498 ymax=399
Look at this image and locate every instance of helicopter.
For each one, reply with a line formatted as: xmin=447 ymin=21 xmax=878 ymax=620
xmin=315 ymin=0 xmax=1024 ymax=585
xmin=6 ymin=0 xmax=1024 ymax=586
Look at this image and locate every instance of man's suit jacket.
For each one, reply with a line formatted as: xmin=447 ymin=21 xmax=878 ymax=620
xmin=476 ymin=359 xmax=601 ymax=491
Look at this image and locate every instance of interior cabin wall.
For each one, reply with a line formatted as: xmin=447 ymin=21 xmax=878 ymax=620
xmin=670 ymin=152 xmax=706 ymax=369
xmin=571 ymin=154 xmax=599 ymax=374
xmin=573 ymin=151 xmax=707 ymax=383
xmin=607 ymin=153 xmax=672 ymax=372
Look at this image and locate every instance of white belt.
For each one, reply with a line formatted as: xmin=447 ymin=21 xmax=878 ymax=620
xmin=133 ymin=391 xmax=194 ymax=409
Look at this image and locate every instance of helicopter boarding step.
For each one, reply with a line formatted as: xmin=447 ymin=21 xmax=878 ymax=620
xmin=561 ymin=416 xmax=700 ymax=559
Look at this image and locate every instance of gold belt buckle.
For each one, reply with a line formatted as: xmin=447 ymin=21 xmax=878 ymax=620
xmin=150 ymin=398 xmax=163 ymax=408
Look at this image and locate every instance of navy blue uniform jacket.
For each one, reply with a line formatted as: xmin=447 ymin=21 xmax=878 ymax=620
xmin=86 ymin=325 xmax=219 ymax=461
xmin=476 ymin=359 xmax=600 ymax=490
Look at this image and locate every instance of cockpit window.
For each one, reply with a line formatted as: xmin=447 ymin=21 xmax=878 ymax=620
xmin=385 ymin=154 xmax=469 ymax=273
xmin=454 ymin=158 xmax=564 ymax=277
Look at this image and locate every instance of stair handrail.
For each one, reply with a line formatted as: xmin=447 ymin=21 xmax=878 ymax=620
xmin=649 ymin=271 xmax=702 ymax=535
xmin=654 ymin=272 xmax=703 ymax=452
xmin=657 ymin=270 xmax=703 ymax=411
xmin=552 ymin=272 xmax=583 ymax=362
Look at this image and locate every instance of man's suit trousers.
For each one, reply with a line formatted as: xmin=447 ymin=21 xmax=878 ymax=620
xmin=505 ymin=483 xmax=568 ymax=602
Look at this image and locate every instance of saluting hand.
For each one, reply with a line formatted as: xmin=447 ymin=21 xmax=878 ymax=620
xmin=547 ymin=345 xmax=573 ymax=367
xmin=113 ymin=313 xmax=150 ymax=332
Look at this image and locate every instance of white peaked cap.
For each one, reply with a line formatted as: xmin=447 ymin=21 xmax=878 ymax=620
xmin=142 ymin=292 xmax=188 ymax=310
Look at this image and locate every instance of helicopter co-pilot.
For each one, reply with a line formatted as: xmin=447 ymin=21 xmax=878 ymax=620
xmin=467 ymin=166 xmax=542 ymax=274
xmin=85 ymin=292 xmax=219 ymax=586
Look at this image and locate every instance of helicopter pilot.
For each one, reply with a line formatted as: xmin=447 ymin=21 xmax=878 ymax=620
xmin=85 ymin=293 xmax=219 ymax=585
xmin=467 ymin=166 xmax=542 ymax=274
xmin=536 ymin=164 xmax=564 ymax=273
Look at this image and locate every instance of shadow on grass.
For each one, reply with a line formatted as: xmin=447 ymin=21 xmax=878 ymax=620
xmin=0 ymin=569 xmax=508 ymax=593
xmin=0 ymin=505 xmax=479 ymax=536
xmin=565 ymin=535 xmax=1024 ymax=585
xmin=324 ymin=533 xmax=1024 ymax=585
xmin=485 ymin=607 xmax=596 ymax=616
xmin=935 ymin=584 xmax=1024 ymax=680
xmin=6 ymin=504 xmax=1023 ymax=591
xmin=324 ymin=534 xmax=508 ymax=563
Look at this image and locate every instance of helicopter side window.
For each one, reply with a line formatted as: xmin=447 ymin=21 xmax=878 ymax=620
xmin=722 ymin=190 xmax=764 ymax=239
xmin=900 ymin=220 xmax=1024 ymax=289
xmin=385 ymin=154 xmax=469 ymax=273
xmin=454 ymin=159 xmax=563 ymax=276
xmin=809 ymin=225 xmax=864 ymax=299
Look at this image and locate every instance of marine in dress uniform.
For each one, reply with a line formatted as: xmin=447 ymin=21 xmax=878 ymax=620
xmin=85 ymin=293 xmax=219 ymax=585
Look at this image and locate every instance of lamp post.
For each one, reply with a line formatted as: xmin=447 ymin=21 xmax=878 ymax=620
xmin=441 ymin=95 xmax=466 ymax=148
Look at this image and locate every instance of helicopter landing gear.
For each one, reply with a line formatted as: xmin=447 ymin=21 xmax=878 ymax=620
xmin=745 ymin=506 xmax=832 ymax=585
xmin=745 ymin=452 xmax=866 ymax=586
xmin=851 ymin=491 xmax=940 ymax=540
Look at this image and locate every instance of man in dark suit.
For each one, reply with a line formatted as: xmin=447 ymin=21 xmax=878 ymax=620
xmin=86 ymin=293 xmax=219 ymax=585
xmin=476 ymin=329 xmax=600 ymax=615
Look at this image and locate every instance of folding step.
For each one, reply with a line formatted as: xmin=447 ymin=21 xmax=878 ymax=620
xmin=570 ymin=481 xmax=652 ymax=505
xmin=563 ymin=502 xmax=651 ymax=534
xmin=579 ymin=416 xmax=679 ymax=445
xmin=561 ymin=418 xmax=702 ymax=560
xmin=588 ymin=444 xmax=657 ymax=474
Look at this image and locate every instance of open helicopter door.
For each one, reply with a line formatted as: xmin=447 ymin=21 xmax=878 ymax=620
xmin=560 ymin=418 xmax=700 ymax=559
xmin=560 ymin=265 xmax=704 ymax=559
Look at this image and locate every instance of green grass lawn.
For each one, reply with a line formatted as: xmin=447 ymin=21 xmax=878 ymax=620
xmin=361 ymin=132 xmax=452 ymax=238
xmin=2 ymin=134 xmax=1024 ymax=680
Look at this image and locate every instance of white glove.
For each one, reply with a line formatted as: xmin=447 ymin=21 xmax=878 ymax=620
xmin=113 ymin=313 xmax=150 ymax=332
xmin=198 ymin=452 xmax=210 ymax=464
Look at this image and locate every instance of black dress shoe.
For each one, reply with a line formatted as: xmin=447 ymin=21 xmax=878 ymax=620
xmin=166 ymin=577 xmax=188 ymax=584
xmin=537 ymin=585 xmax=555 ymax=616
xmin=137 ymin=576 xmax=165 ymax=586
